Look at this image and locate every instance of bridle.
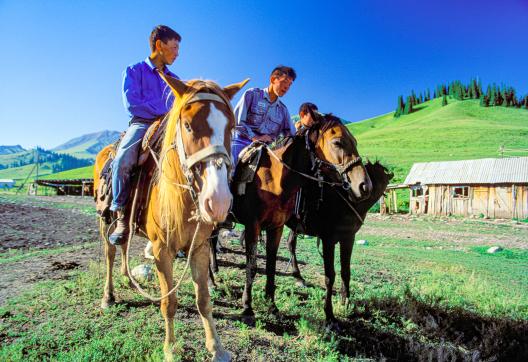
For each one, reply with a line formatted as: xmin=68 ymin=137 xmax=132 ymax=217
xmin=157 ymin=90 xmax=233 ymax=214
xmin=304 ymin=127 xmax=364 ymax=193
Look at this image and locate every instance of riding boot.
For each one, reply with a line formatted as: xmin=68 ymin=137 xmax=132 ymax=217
xmin=109 ymin=210 xmax=129 ymax=245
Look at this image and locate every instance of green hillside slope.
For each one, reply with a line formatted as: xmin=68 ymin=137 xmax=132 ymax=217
xmin=349 ymin=97 xmax=528 ymax=183
xmin=40 ymin=165 xmax=94 ymax=180
xmin=0 ymin=163 xmax=55 ymax=181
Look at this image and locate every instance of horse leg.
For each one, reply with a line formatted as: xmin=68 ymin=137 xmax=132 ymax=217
xmin=322 ymin=239 xmax=339 ymax=332
xmin=239 ymin=229 xmax=245 ymax=248
xmin=339 ymin=237 xmax=354 ymax=306
xmin=119 ymin=241 xmax=128 ymax=277
xmin=191 ymin=242 xmax=231 ymax=362
xmin=265 ymin=226 xmax=283 ymax=315
xmin=286 ymin=229 xmax=306 ymax=287
xmin=153 ymin=243 xmax=178 ymax=361
xmin=101 ymin=238 xmax=117 ymax=308
xmin=241 ymin=223 xmax=259 ymax=324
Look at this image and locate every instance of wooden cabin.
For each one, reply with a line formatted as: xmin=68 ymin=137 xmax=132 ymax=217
xmin=404 ymin=157 xmax=528 ymax=219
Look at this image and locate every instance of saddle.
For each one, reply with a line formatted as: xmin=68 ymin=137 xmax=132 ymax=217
xmin=95 ymin=119 xmax=166 ymax=226
xmin=232 ymin=142 xmax=265 ymax=195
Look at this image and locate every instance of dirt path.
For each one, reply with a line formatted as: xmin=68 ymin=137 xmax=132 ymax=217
xmin=0 ymin=197 xmax=144 ymax=305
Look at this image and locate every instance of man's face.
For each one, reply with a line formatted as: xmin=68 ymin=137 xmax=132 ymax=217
xmin=270 ymin=74 xmax=293 ymax=97
xmin=300 ymin=111 xmax=315 ymax=128
xmin=158 ymin=39 xmax=180 ymax=65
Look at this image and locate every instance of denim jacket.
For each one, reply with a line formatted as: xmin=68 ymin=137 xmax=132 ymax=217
xmin=233 ymin=87 xmax=295 ymax=141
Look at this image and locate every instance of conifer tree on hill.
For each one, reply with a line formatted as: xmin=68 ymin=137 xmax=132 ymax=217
xmin=404 ymin=96 xmax=413 ymax=114
xmin=442 ymin=94 xmax=448 ymax=106
xmin=394 ymin=95 xmax=405 ymax=118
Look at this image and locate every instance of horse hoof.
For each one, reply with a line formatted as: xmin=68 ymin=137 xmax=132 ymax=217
xmin=325 ymin=320 xmax=341 ymax=334
xmin=163 ymin=350 xmax=174 ymax=362
xmin=340 ymin=297 xmax=351 ymax=306
xmin=100 ymin=296 xmax=115 ymax=309
xmin=241 ymin=310 xmax=255 ymax=326
xmin=268 ymin=304 xmax=280 ymax=317
xmin=212 ymin=349 xmax=232 ymax=362
xmin=295 ymin=278 xmax=307 ymax=288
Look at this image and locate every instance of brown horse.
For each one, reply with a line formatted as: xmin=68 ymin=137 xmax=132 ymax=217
xmin=285 ymin=160 xmax=393 ymax=330
xmin=230 ymin=113 xmax=372 ymax=324
xmin=95 ymin=75 xmax=248 ymax=361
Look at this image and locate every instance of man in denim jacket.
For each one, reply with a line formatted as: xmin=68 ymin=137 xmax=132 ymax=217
xmin=109 ymin=25 xmax=181 ymax=245
xmin=231 ymin=66 xmax=297 ymax=166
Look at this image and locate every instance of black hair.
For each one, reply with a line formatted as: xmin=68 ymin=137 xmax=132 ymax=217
xmin=299 ymin=102 xmax=318 ymax=115
xmin=150 ymin=25 xmax=181 ymax=51
xmin=270 ymin=65 xmax=297 ymax=81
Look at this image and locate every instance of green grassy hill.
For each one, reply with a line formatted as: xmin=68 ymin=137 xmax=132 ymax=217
xmin=0 ymin=163 xmax=55 ymax=181
xmin=349 ymin=97 xmax=528 ymax=183
xmin=39 ymin=165 xmax=94 ymax=180
xmin=6 ymin=97 xmax=528 ymax=188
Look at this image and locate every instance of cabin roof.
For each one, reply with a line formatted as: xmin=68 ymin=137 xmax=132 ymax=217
xmin=404 ymin=157 xmax=528 ymax=185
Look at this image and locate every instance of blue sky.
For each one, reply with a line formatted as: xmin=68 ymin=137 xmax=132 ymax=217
xmin=1 ymin=0 xmax=527 ymax=149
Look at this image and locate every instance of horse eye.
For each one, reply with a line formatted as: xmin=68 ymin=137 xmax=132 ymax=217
xmin=331 ymin=139 xmax=343 ymax=147
xmin=184 ymin=122 xmax=192 ymax=132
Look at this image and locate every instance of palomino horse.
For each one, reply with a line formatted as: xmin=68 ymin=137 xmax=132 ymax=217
xmin=94 ymin=75 xmax=248 ymax=361
xmin=285 ymin=160 xmax=392 ymax=330
xmin=230 ymin=113 xmax=372 ymax=324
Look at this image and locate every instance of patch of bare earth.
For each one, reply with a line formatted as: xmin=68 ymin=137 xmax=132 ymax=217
xmin=0 ymin=198 xmax=144 ymax=305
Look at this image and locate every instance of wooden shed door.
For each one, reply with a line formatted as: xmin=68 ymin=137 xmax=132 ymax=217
xmin=493 ymin=187 xmax=512 ymax=218
xmin=472 ymin=187 xmax=489 ymax=217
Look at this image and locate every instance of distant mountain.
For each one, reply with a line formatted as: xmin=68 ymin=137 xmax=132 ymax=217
xmin=53 ymin=130 xmax=121 ymax=159
xmin=0 ymin=145 xmax=26 ymax=155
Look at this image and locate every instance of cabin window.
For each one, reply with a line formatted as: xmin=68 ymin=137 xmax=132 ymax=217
xmin=452 ymin=186 xmax=469 ymax=198
xmin=411 ymin=186 xmax=423 ymax=197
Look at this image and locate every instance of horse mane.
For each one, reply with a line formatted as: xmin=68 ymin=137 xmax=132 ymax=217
xmin=357 ymin=161 xmax=393 ymax=214
xmin=298 ymin=112 xmax=357 ymax=145
xmin=156 ymin=80 xmax=227 ymax=243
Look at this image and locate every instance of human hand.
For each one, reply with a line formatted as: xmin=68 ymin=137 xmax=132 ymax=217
xmin=252 ymin=134 xmax=273 ymax=143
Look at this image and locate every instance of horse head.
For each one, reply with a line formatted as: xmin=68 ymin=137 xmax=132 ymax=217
xmin=307 ymin=110 xmax=372 ymax=201
xmin=157 ymin=75 xmax=249 ymax=231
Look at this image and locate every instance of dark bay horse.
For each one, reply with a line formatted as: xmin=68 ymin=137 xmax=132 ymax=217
xmin=95 ymin=75 xmax=248 ymax=361
xmin=286 ymin=160 xmax=393 ymax=330
xmin=230 ymin=114 xmax=372 ymax=323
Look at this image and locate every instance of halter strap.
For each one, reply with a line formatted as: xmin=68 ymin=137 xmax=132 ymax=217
xmin=173 ymin=91 xmax=233 ymax=179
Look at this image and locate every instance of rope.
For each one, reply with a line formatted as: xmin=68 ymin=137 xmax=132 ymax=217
xmin=123 ymin=179 xmax=203 ymax=302
xmin=334 ymin=189 xmax=364 ymax=224
xmin=264 ymin=145 xmax=345 ymax=187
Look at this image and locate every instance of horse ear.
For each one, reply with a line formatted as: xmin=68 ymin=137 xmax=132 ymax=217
xmin=223 ymin=78 xmax=250 ymax=100
xmin=308 ymin=108 xmax=324 ymax=125
xmin=158 ymin=71 xmax=188 ymax=98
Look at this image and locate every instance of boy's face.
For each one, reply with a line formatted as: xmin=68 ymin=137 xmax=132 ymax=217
xmin=300 ymin=111 xmax=315 ymax=127
xmin=270 ymin=74 xmax=293 ymax=97
xmin=157 ymin=38 xmax=180 ymax=65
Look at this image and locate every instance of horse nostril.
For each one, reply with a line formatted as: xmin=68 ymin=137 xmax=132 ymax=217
xmin=360 ymin=182 xmax=369 ymax=194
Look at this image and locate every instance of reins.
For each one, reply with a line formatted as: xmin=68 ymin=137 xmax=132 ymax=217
xmin=263 ymin=129 xmax=366 ymax=225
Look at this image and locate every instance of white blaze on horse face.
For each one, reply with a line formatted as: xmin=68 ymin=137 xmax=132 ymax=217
xmin=199 ymin=103 xmax=232 ymax=223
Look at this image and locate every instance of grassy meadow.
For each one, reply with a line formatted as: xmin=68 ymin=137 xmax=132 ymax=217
xmin=0 ymin=195 xmax=527 ymax=361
